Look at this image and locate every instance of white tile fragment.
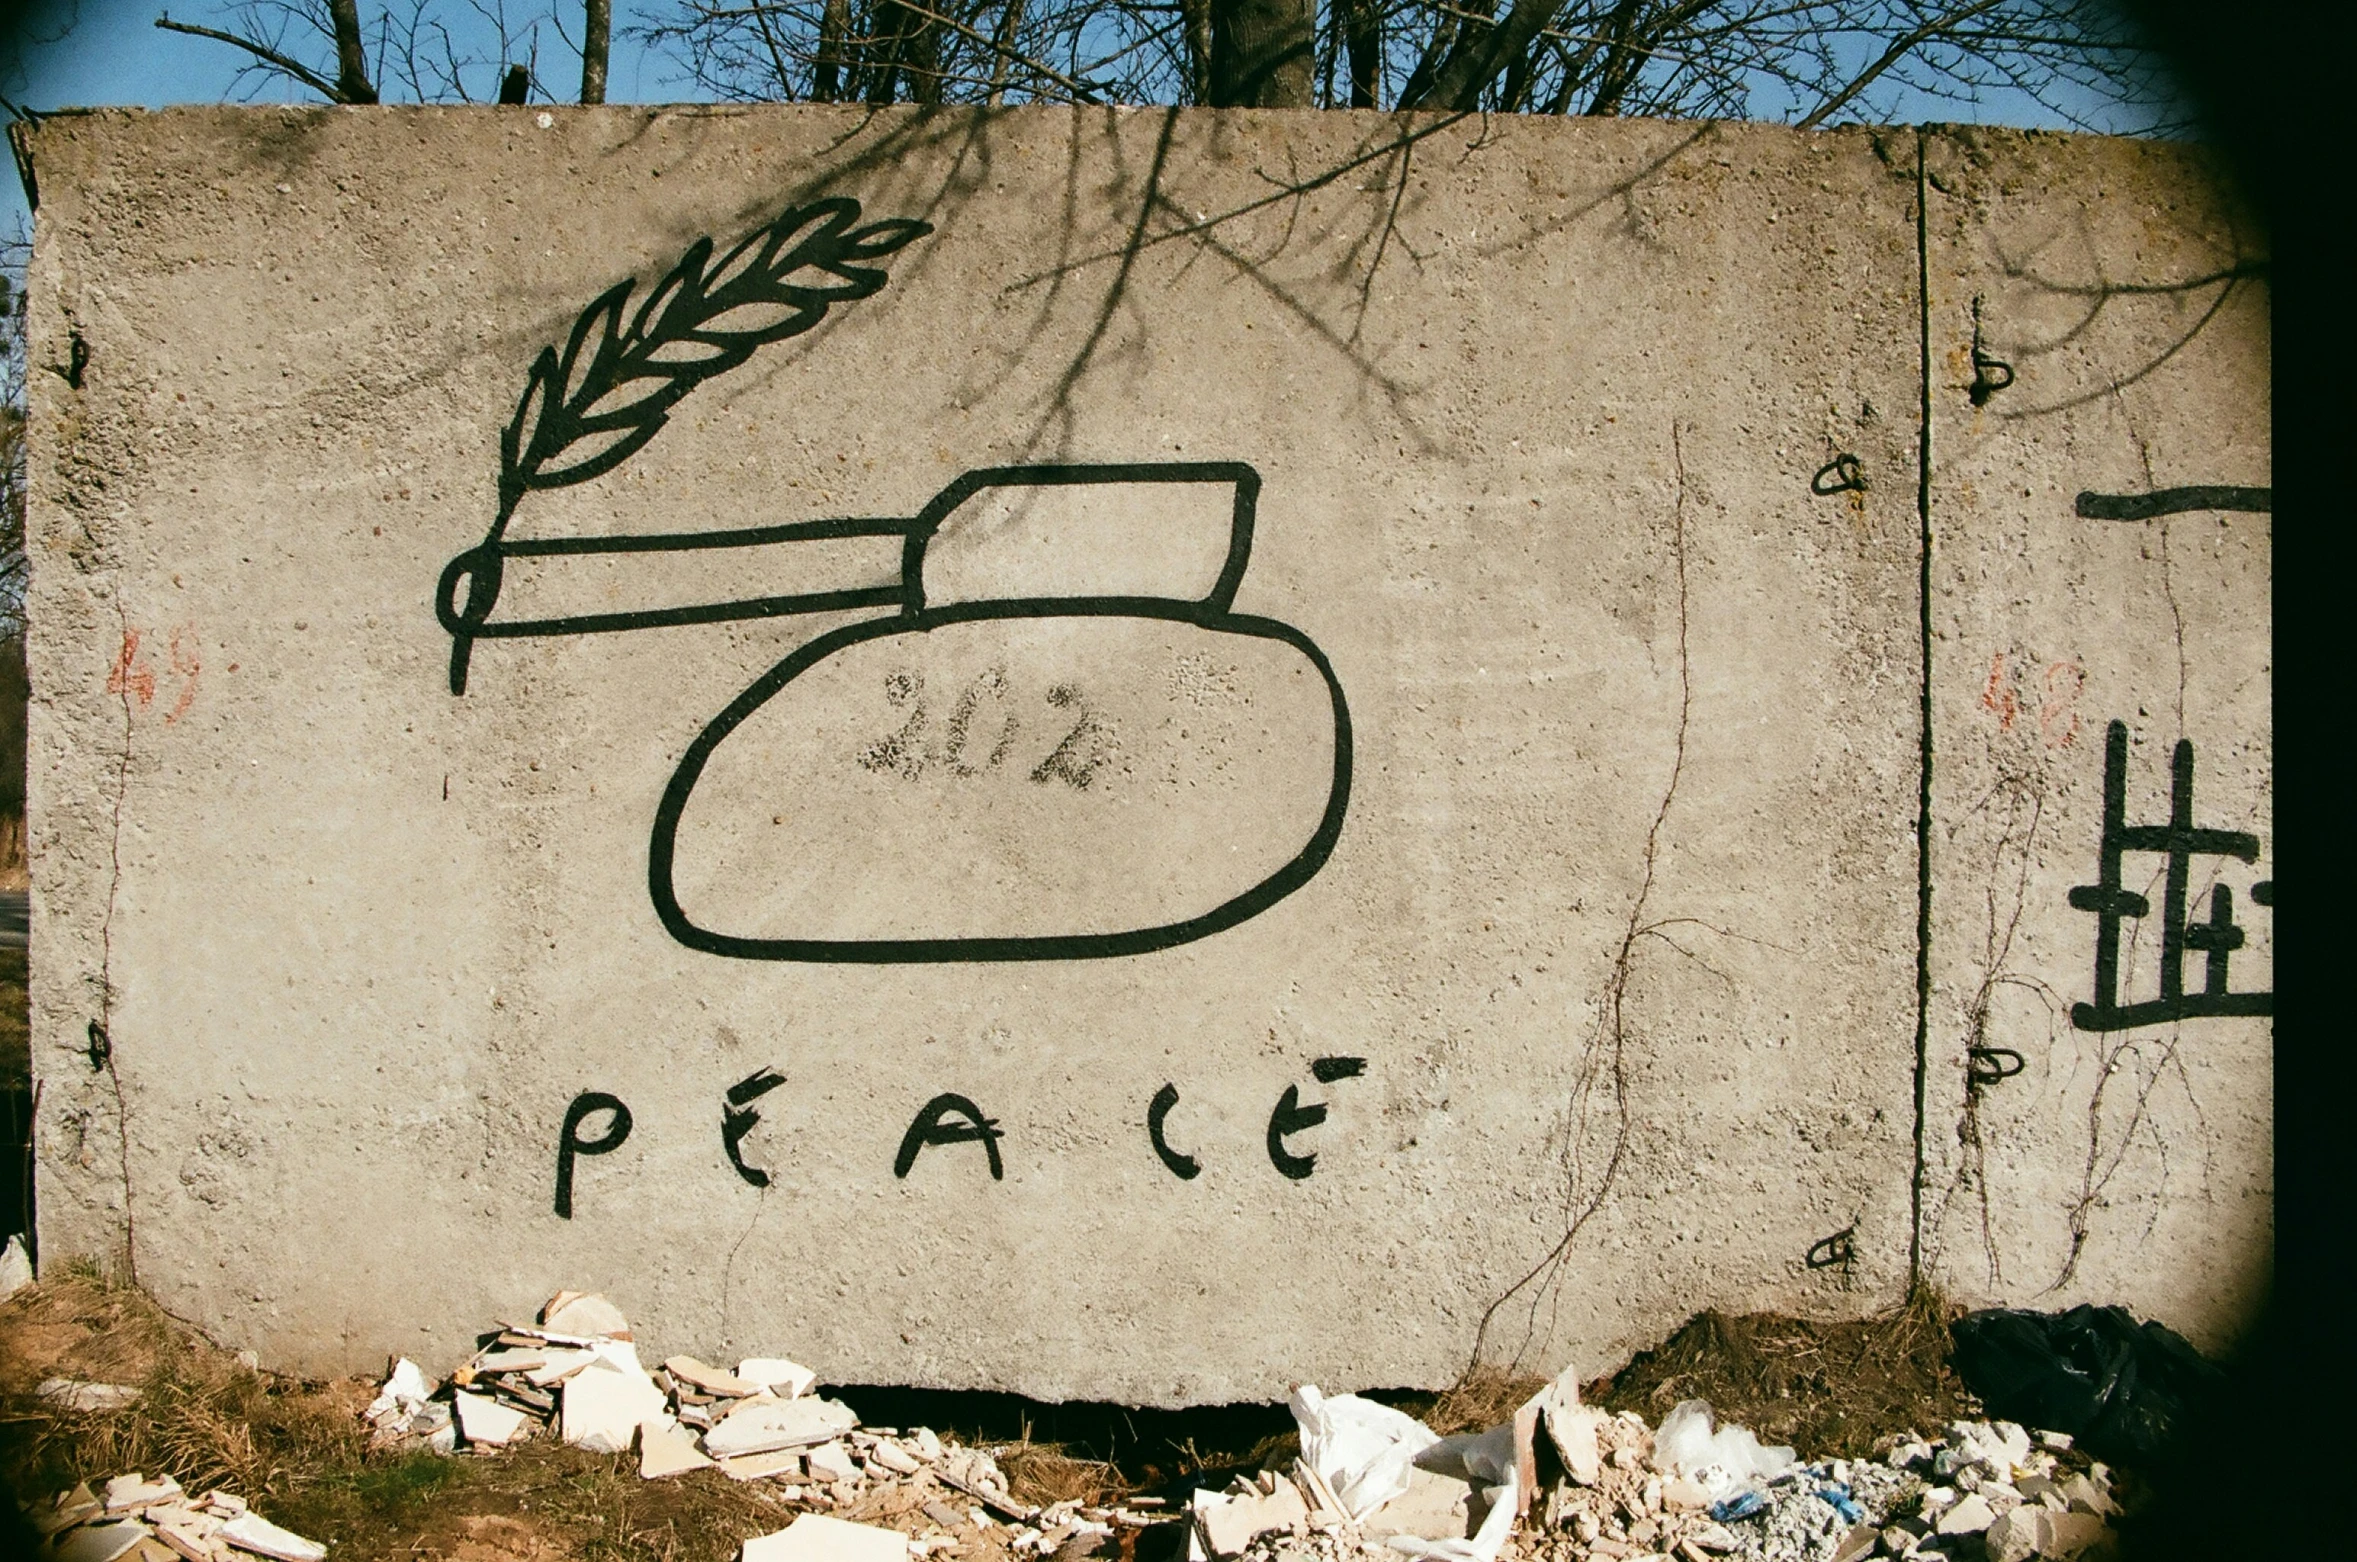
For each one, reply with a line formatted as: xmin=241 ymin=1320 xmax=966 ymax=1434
xmin=455 ymin=1389 xmax=533 ymax=1447
xmin=704 ymin=1396 xmax=859 ymax=1458
xmin=738 ymin=1358 xmax=819 ymax=1399
xmin=54 ymin=1522 xmax=152 ymax=1562
xmin=561 ymin=1348 xmax=669 ymax=1453
xmin=642 ymin=1419 xmax=717 ymax=1478
xmin=742 ymin=1513 xmax=910 ymax=1562
xmin=218 ymin=1510 xmax=330 ymax=1562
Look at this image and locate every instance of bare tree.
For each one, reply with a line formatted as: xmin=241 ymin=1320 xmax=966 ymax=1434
xmin=632 ymin=0 xmax=2179 ymax=130
xmin=583 ymin=0 xmax=612 ymax=99
xmin=155 ymin=1 xmax=582 ymax=104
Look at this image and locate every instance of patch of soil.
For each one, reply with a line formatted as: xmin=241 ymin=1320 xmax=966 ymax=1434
xmin=1585 ymin=1292 xmax=1980 ymax=1460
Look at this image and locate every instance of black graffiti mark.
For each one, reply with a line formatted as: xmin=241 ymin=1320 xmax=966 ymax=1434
xmin=1806 ymin=1225 xmax=1856 ymax=1272
xmin=1810 ymin=453 xmax=1867 ymax=495
xmin=434 ymin=202 xmax=1349 ymax=963
xmin=2074 ymin=486 xmax=2273 ymax=521
xmin=1266 ymin=1087 xmax=1325 ymax=1180
xmin=436 ymin=197 xmax=932 ymax=694
xmin=637 ymin=465 xmax=1352 ymax=965
xmin=893 ymin=1093 xmax=1005 ymax=1181
xmin=1966 ymin=1047 xmax=2026 ymax=1086
xmin=1265 ymin=1059 xmax=1366 ymax=1181
xmin=1146 ymin=1083 xmax=1201 ymax=1180
xmin=2068 ymin=720 xmax=2269 ymax=1032
xmin=555 ymin=1091 xmax=633 ymax=1219
xmin=84 ymin=1020 xmax=109 ymax=1072
xmin=722 ymin=1068 xmax=788 ymax=1189
xmin=1967 ymin=295 xmax=2014 ymax=408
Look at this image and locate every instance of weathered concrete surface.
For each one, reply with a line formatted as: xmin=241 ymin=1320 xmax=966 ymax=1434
xmin=18 ymin=105 xmax=2257 ymax=1401
xmin=1917 ymin=128 xmax=2270 ymax=1351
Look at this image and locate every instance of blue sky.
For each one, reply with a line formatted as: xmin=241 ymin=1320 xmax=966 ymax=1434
xmin=3 ymin=0 xmax=2180 ymax=242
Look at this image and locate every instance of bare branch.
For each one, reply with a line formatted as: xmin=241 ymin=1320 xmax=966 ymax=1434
xmin=154 ymin=16 xmax=349 ymax=102
xmin=1796 ymin=0 xmax=2009 ymax=128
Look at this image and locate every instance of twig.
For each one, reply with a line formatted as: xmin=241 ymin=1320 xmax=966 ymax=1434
xmin=153 ymin=17 xmax=346 ymax=102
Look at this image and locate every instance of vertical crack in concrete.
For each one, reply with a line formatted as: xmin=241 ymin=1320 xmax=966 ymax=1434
xmin=1463 ymin=422 xmax=1693 ymax=1376
xmin=1907 ymin=125 xmax=1936 ymax=1297
xmin=98 ymin=595 xmax=139 ymax=1282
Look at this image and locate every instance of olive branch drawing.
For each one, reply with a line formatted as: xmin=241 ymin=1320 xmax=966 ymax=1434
xmin=439 ymin=195 xmax=934 ymax=694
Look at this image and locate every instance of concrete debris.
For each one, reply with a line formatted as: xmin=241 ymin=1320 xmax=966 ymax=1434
xmin=560 ymin=1344 xmax=671 ymax=1453
xmin=0 ymin=1231 xmax=32 ymax=1299
xmin=742 ymin=1357 xmax=821 ymax=1399
xmin=642 ymin=1418 xmax=719 ymax=1478
xmin=19 ymin=1472 xmax=327 ymax=1562
xmin=541 ymin=1290 xmax=634 ymax=1340
xmin=40 ymin=1377 xmax=145 ymax=1412
xmin=128 ymin=1288 xmax=2122 ymax=1562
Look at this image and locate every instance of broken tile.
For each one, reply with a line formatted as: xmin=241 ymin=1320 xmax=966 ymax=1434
xmin=150 ymin=1518 xmax=226 ymax=1562
xmin=106 ymin=1474 xmax=184 ymax=1514
xmin=739 ymin=1357 xmax=820 ymax=1399
xmin=561 ymin=1351 xmax=669 ymax=1453
xmin=722 ymin=1449 xmax=808 ymax=1482
xmin=464 ymin=1349 xmax=549 ymax=1375
xmin=217 ymin=1512 xmax=328 ymax=1562
xmin=37 ymin=1482 xmax=105 ymax=1536
xmin=705 ymin=1396 xmax=860 ymax=1458
xmin=455 ymin=1389 xmax=533 ymax=1447
xmin=668 ymin=1355 xmax=764 ymax=1397
xmin=642 ymin=1419 xmax=716 ymax=1478
xmin=743 ymin=1514 xmax=911 ymax=1562
xmin=152 ymin=1525 xmax=221 ymax=1562
xmin=806 ymin=1441 xmax=860 ymax=1483
xmin=542 ymin=1292 xmax=632 ymax=1339
xmin=912 ymin=1427 xmax=944 ymax=1461
xmin=56 ymin=1523 xmax=153 ymax=1562
xmin=869 ymin=1439 xmax=923 ymax=1475
xmin=201 ymin=1493 xmax=247 ymax=1518
xmin=523 ymin=1348 xmax=599 ymax=1386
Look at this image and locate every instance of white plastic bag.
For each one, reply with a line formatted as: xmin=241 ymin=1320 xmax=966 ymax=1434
xmin=1385 ymin=1420 xmax=1523 ymax=1562
xmin=1289 ymin=1384 xmax=1440 ymax=1520
xmin=1650 ymin=1400 xmax=1793 ymax=1502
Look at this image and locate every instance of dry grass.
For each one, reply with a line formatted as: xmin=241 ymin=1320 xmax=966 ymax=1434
xmin=1586 ymin=1288 xmax=1978 ymax=1460
xmin=997 ymin=1441 xmax=1127 ymax=1507
xmin=0 ymin=1266 xmax=851 ymax=1561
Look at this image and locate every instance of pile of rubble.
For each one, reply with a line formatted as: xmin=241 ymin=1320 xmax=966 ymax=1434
xmin=20 ymin=1285 xmax=2128 ymax=1562
xmin=1192 ymin=1382 xmax=2122 ymax=1562
xmin=23 ymin=1472 xmax=327 ymax=1562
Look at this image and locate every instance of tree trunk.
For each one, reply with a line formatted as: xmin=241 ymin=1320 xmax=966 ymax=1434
xmin=1180 ymin=0 xmax=1213 ymax=103
xmin=327 ymin=0 xmax=378 ymax=103
xmin=581 ymin=0 xmax=610 ymax=103
xmin=1339 ymin=0 xmax=1380 ymax=107
xmin=815 ymin=0 xmax=851 ymax=101
xmin=1208 ymin=0 xmax=1314 ymax=107
xmin=987 ymin=0 xmax=1027 ymax=104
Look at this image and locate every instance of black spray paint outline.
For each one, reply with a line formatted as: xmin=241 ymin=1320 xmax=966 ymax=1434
xmin=437 ymin=205 xmax=1353 ymax=965
xmin=2074 ymin=485 xmax=2271 ymax=521
xmin=644 ymin=462 xmax=1353 ymax=964
xmin=438 ymin=196 xmax=933 ymax=692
